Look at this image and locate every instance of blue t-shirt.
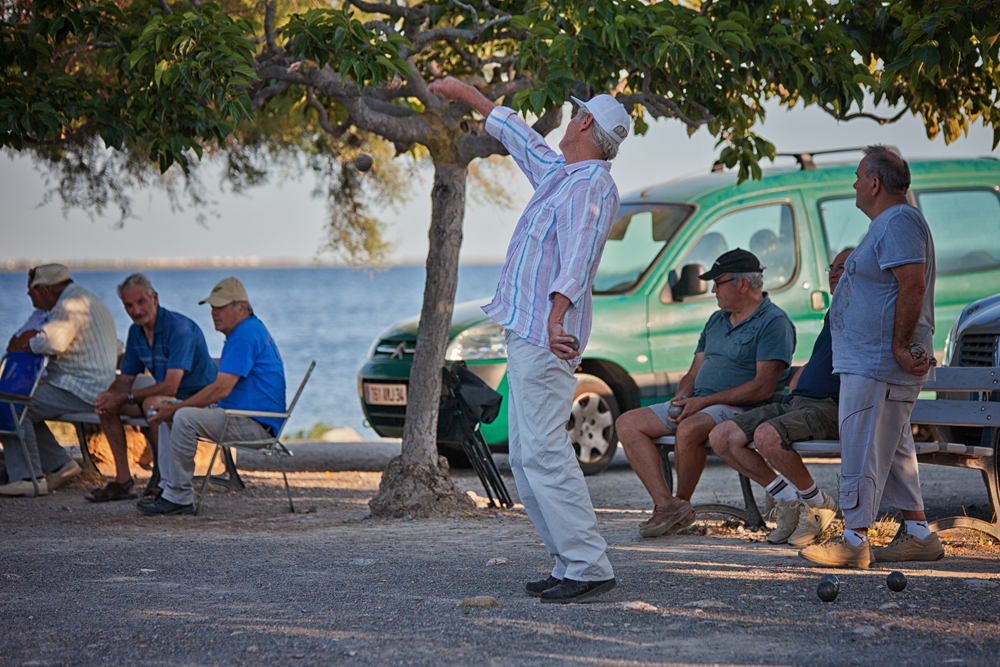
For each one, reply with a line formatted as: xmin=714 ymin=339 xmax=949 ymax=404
xmin=693 ymin=295 xmax=796 ymax=399
xmin=830 ymin=204 xmax=936 ymax=385
xmin=788 ymin=313 xmax=839 ymax=401
xmin=120 ymin=307 xmax=217 ymax=400
xmin=218 ymin=316 xmax=286 ymax=432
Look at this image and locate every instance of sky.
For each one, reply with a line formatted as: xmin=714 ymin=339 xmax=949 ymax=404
xmin=1 ymin=95 xmax=997 ymax=268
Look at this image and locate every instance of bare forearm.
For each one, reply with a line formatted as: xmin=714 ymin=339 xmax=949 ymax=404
xmin=548 ymin=293 xmax=571 ymax=328
xmin=703 ymin=378 xmax=776 ymax=407
xmin=428 ymin=76 xmax=495 ymax=117
xmin=893 ymin=282 xmax=926 ymax=352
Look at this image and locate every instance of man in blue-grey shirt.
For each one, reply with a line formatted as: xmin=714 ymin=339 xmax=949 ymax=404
xmin=802 ymin=146 xmax=943 ymax=569
xmin=617 ymin=249 xmax=795 ymax=537
xmin=143 ymin=277 xmax=285 ymax=516
xmin=90 ymin=274 xmax=217 ymax=503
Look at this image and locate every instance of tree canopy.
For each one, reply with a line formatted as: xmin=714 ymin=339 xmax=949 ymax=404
xmin=3 ymin=0 xmax=999 ymax=514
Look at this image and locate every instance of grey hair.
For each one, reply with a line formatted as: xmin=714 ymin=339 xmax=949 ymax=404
xmin=117 ymin=273 xmax=156 ymax=299
xmin=732 ymin=272 xmax=764 ymax=290
xmin=233 ymin=300 xmax=254 ymax=316
xmin=863 ymin=145 xmax=910 ymax=195
xmin=577 ymin=104 xmax=620 ymax=161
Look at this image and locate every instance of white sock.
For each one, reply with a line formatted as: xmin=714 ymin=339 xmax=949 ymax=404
xmin=905 ymin=520 xmax=932 ymax=540
xmin=843 ymin=528 xmax=869 ymax=546
xmin=765 ymin=477 xmax=798 ymax=503
xmin=799 ymin=483 xmax=824 ymax=506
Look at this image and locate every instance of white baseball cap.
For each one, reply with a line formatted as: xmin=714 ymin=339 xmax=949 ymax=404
xmin=570 ymin=94 xmax=631 ymax=145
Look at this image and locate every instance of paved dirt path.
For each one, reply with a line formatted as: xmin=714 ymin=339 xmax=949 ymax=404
xmin=1 ymin=443 xmax=998 ymax=666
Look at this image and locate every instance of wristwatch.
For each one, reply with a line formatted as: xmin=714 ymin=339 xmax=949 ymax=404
xmin=127 ymin=392 xmax=136 ymax=405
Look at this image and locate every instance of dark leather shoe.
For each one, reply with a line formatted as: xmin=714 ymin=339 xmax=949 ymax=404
xmin=137 ymin=496 xmax=194 ymax=516
xmin=525 ymin=576 xmax=562 ymax=597
xmin=540 ymin=578 xmax=617 ymax=604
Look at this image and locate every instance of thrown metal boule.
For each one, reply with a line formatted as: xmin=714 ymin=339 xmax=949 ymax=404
xmin=354 ymin=154 xmax=373 ymax=172
xmin=817 ymin=580 xmax=839 ymax=602
xmin=886 ymin=571 xmax=907 ymax=592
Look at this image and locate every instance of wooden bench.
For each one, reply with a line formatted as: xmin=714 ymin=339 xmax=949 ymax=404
xmin=652 ymin=366 xmax=1000 ymax=540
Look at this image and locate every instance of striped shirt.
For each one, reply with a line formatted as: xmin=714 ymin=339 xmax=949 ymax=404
xmin=483 ymin=107 xmax=621 ymax=362
xmin=29 ymin=283 xmax=118 ymax=404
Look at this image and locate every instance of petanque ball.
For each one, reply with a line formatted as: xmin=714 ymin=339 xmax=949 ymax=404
xmin=565 ymin=335 xmax=579 ymax=351
xmin=354 ymin=154 xmax=373 ymax=172
xmin=817 ymin=580 xmax=839 ymax=602
xmin=819 ymin=574 xmax=840 ymax=590
xmin=886 ymin=571 xmax=907 ymax=592
xmin=667 ymin=403 xmax=683 ymax=420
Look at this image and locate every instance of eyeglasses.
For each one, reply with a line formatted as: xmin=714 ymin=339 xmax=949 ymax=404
xmin=713 ymin=278 xmax=736 ymax=287
xmin=826 ymin=264 xmax=847 ymax=273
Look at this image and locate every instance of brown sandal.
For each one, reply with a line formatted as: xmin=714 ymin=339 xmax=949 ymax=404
xmin=142 ymin=485 xmax=162 ymax=500
xmin=86 ymin=480 xmax=138 ymax=503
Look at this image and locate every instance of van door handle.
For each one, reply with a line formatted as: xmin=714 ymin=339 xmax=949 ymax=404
xmin=811 ymin=291 xmax=829 ymax=311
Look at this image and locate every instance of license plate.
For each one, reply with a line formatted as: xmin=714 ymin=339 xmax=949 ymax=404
xmin=365 ymin=383 xmax=407 ymax=406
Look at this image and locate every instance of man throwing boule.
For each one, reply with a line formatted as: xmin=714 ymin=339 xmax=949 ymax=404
xmin=429 ymin=76 xmax=629 ymax=603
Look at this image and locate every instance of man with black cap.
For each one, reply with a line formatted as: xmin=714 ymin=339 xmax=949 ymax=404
xmin=616 ymin=249 xmax=795 ymax=537
xmin=141 ymin=277 xmax=286 ymax=516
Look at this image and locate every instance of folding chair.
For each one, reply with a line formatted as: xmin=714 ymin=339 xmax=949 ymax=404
xmin=194 ymin=361 xmax=315 ymax=515
xmin=0 ymin=352 xmax=49 ymax=497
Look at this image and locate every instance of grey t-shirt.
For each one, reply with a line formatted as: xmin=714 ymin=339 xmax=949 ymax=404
xmin=830 ymin=203 xmax=936 ymax=386
xmin=693 ymin=295 xmax=795 ymax=398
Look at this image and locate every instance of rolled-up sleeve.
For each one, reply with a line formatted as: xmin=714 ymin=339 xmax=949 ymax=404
xmin=485 ymin=107 xmax=562 ymax=189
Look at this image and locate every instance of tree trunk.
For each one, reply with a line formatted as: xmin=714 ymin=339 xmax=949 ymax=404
xmin=369 ymin=160 xmax=477 ymax=518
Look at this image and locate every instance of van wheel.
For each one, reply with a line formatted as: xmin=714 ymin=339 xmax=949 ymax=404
xmin=567 ymin=374 xmax=620 ymax=476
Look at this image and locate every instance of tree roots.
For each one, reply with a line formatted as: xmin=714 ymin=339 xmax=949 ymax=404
xmin=369 ymin=455 xmax=477 ymax=518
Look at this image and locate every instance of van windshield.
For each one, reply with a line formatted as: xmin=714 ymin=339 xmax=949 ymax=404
xmin=593 ymin=203 xmax=695 ymax=294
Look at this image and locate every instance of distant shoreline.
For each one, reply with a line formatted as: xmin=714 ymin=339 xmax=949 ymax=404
xmin=1 ymin=257 xmax=503 ymax=273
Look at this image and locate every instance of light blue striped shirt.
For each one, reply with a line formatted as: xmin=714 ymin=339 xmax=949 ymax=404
xmin=483 ymin=107 xmax=620 ymax=362
xmin=29 ymin=283 xmax=118 ymax=403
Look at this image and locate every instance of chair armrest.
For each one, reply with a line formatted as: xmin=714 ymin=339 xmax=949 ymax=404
xmin=224 ymin=409 xmax=287 ymax=419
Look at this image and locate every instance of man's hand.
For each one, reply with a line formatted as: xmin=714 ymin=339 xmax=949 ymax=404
xmin=7 ymin=330 xmax=38 ymax=353
xmin=94 ymin=391 xmax=127 ymax=415
xmin=893 ymin=343 xmax=936 ymax=377
xmin=147 ymin=402 xmax=179 ymax=428
xmin=670 ymin=396 xmax=708 ymax=422
xmin=548 ymin=321 xmax=579 ymax=360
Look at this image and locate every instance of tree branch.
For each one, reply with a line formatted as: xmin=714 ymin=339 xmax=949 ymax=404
xmin=264 ymin=0 xmax=278 ymax=54
xmin=22 ymin=121 xmax=97 ymax=146
xmin=411 ymin=14 xmax=511 ymax=51
xmin=344 ymin=0 xmax=408 ymax=18
xmin=53 ymin=42 xmax=118 ymax=61
xmin=158 ymin=0 xmax=173 ymax=15
xmin=306 ymin=87 xmax=351 ymax=137
xmin=818 ymin=101 xmax=910 ymax=125
xmin=252 ymin=79 xmax=292 ymax=109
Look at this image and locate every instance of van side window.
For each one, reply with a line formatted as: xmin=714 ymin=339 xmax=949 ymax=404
xmin=818 ymin=197 xmax=870 ymax=257
xmin=679 ymin=203 xmax=797 ymax=291
xmin=915 ymin=189 xmax=1000 ymax=274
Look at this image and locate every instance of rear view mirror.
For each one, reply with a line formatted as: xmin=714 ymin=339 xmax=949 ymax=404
xmin=672 ymin=264 xmax=709 ymax=301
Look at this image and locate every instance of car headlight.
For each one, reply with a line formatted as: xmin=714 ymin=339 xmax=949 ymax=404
xmin=445 ymin=322 xmax=507 ymax=361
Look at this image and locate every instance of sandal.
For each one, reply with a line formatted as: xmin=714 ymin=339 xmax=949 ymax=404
xmin=142 ymin=485 xmax=162 ymax=500
xmin=86 ymin=480 xmax=138 ymax=503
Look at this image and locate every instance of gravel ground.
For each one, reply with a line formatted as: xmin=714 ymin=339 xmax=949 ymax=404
xmin=1 ymin=442 xmax=998 ymax=666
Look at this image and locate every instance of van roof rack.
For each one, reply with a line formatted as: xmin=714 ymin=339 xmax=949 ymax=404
xmin=710 ymin=146 xmax=902 ymax=173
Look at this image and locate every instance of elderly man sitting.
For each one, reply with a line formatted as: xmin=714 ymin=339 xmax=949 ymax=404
xmin=1 ymin=264 xmax=117 ymax=496
xmin=89 ymin=273 xmax=218 ymax=502
xmin=616 ymin=249 xmax=795 ymax=537
xmin=708 ymin=248 xmax=854 ymax=547
xmin=142 ymin=277 xmax=285 ymax=516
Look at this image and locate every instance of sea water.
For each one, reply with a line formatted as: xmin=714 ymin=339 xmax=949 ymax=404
xmin=0 ymin=265 xmax=502 ymax=436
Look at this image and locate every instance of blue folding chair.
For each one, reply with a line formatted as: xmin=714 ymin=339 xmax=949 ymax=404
xmin=0 ymin=352 xmax=49 ymax=496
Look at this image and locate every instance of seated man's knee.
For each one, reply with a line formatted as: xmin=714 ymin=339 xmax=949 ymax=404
xmin=675 ymin=414 xmax=713 ymax=450
xmin=754 ymin=422 xmax=783 ymax=458
xmin=616 ymin=410 xmax=642 ymax=445
xmin=708 ymin=420 xmax=744 ymax=459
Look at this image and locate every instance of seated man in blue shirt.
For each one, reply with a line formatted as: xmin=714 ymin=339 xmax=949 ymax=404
xmin=143 ymin=277 xmax=286 ymax=516
xmin=90 ymin=274 xmax=217 ymax=502
xmin=710 ymin=248 xmax=853 ymax=547
xmin=616 ymin=249 xmax=796 ymax=538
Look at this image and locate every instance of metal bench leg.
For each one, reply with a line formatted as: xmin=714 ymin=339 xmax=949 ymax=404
xmin=74 ymin=423 xmax=98 ymax=475
xmin=223 ymin=447 xmax=245 ymax=490
xmin=194 ymin=444 xmax=222 ymax=516
xmin=277 ymin=453 xmax=295 ymax=514
xmin=739 ymin=473 xmax=765 ymax=529
xmin=10 ymin=406 xmax=40 ymax=496
xmin=141 ymin=427 xmax=160 ymax=494
xmin=656 ymin=445 xmax=674 ymax=494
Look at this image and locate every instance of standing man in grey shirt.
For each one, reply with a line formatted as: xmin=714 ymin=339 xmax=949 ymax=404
xmin=801 ymin=145 xmax=944 ymax=569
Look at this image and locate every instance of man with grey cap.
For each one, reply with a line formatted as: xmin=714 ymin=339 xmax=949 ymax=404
xmin=616 ymin=249 xmax=795 ymax=537
xmin=142 ymin=277 xmax=285 ymax=516
xmin=430 ymin=77 xmax=629 ymax=603
xmin=1 ymin=264 xmax=117 ymax=496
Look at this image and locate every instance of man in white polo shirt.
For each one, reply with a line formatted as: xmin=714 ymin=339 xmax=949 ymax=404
xmin=1 ymin=264 xmax=118 ymax=496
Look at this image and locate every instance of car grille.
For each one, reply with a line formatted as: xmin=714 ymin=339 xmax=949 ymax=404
xmin=957 ymin=334 xmax=1000 ymax=367
xmin=371 ymin=338 xmax=417 ymax=360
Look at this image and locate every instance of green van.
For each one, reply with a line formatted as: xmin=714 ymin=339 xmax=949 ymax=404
xmin=358 ymin=153 xmax=1000 ymax=473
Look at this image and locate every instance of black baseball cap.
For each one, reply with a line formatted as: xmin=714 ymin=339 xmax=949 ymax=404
xmin=698 ymin=248 xmax=763 ymax=280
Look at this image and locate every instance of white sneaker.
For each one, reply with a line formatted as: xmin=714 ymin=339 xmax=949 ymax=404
xmin=46 ymin=460 xmax=81 ymax=490
xmin=0 ymin=477 xmax=49 ymax=496
xmin=788 ymin=494 xmax=840 ymax=547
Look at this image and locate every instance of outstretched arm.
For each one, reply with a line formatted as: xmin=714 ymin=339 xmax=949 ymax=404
xmin=428 ymin=76 xmax=495 ymax=117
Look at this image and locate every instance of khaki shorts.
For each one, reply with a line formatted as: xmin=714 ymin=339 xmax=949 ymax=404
xmin=728 ymin=395 xmax=839 ymax=449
